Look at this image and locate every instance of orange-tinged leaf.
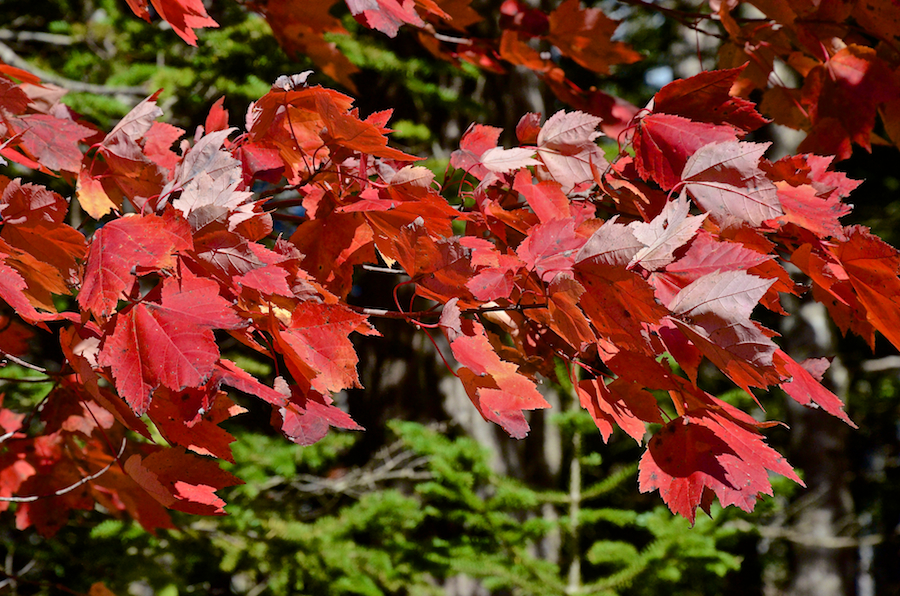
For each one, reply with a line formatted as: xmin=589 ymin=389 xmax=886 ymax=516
xmin=546 ymin=0 xmax=641 ymax=74
xmin=273 ymin=302 xmax=374 ymax=395
xmin=440 ymin=299 xmax=550 ymax=438
xmin=76 ymin=170 xmax=121 ymax=219
xmin=833 ymin=226 xmax=900 ymax=352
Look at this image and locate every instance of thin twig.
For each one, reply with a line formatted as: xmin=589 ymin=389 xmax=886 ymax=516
xmin=361 ymin=265 xmax=407 ymax=274
xmin=0 ymin=350 xmax=48 ymax=374
xmin=0 ymin=438 xmax=127 ymax=503
xmin=347 ymin=302 xmax=549 ymax=320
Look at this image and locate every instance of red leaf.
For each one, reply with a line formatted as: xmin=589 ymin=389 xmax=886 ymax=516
xmin=536 ymin=110 xmax=608 ymax=192
xmin=97 ymin=273 xmax=244 ymax=415
xmin=137 ymin=0 xmax=219 ymax=45
xmin=273 ymin=302 xmax=374 ymax=395
xmin=440 ymin=299 xmax=550 ymax=438
xmin=832 ymin=226 xmax=900 ymax=353
xmin=79 ymin=212 xmax=193 ymax=319
xmin=681 ymin=141 xmax=781 ymax=229
xmin=516 ymin=218 xmax=587 ymax=283
xmin=149 ymin=388 xmax=246 ymax=462
xmin=546 ymin=0 xmax=641 ymax=74
xmin=451 ymin=123 xmax=503 ymax=179
xmin=668 ymin=270 xmax=781 ymax=392
xmin=633 ymin=113 xmax=738 ymax=191
xmin=799 ymin=45 xmax=898 ymax=158
xmin=7 ymin=114 xmax=93 ymax=173
xmin=276 ymin=381 xmax=363 ymax=446
xmin=0 ymin=255 xmax=43 ymax=323
xmin=125 ymin=447 xmax=241 ymax=515
xmin=774 ymin=351 xmax=855 ymax=427
xmin=514 ymin=169 xmax=571 ymax=224
xmin=346 ymin=0 xmax=424 ymax=37
xmin=652 ymin=67 xmax=769 ymax=132
xmin=639 ymin=408 xmax=801 ymax=524
xmin=577 ymin=377 xmax=659 ymax=442
xmin=628 ymin=196 xmax=707 ymax=272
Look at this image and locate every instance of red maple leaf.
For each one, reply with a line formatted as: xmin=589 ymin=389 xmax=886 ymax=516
xmin=652 ymin=66 xmax=769 ymax=132
xmin=536 ymin=110 xmax=608 ymax=192
xmin=346 ymin=0 xmax=424 ymax=37
xmin=639 ymin=405 xmax=802 ymax=524
xmin=545 ymin=0 xmax=641 ymax=74
xmin=97 ymin=273 xmax=244 ymax=415
xmin=774 ymin=351 xmax=855 ymax=427
xmin=273 ymin=301 xmax=376 ymax=395
xmin=124 ymin=447 xmax=241 ymax=515
xmin=125 ymin=0 xmax=219 ymax=45
xmin=668 ymin=270 xmax=781 ymax=392
xmin=275 ymin=379 xmax=363 ymax=446
xmin=79 ymin=211 xmax=193 ymax=319
xmin=680 ymin=141 xmax=781 ymax=229
xmin=6 ymin=114 xmax=93 ymax=173
xmin=440 ymin=299 xmax=550 ymax=438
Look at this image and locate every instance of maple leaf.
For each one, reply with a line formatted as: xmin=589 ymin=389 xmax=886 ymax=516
xmin=799 ymin=45 xmax=898 ymax=159
xmin=124 ymin=447 xmax=241 ymax=515
xmin=274 ymin=379 xmax=363 ymax=446
xmin=4 ymin=114 xmax=93 ymax=174
xmin=0 ymin=252 xmax=43 ymax=323
xmin=149 ymin=388 xmax=247 ymax=462
xmin=273 ymin=302 xmax=376 ymax=396
xmin=639 ymin=404 xmax=802 ymax=523
xmin=125 ymin=0 xmax=219 ymax=46
xmin=514 ymin=169 xmax=572 ymax=224
xmin=773 ymin=351 xmax=855 ymax=427
xmin=633 ymin=113 xmax=739 ymax=191
xmin=545 ymin=0 xmax=641 ymax=74
xmin=257 ymin=1 xmax=359 ymax=91
xmin=516 ymin=218 xmax=587 ymax=283
xmin=832 ymin=226 xmax=900 ymax=353
xmin=79 ymin=211 xmax=193 ymax=319
xmin=440 ymin=299 xmax=550 ymax=438
xmin=668 ymin=270 xmax=781 ymax=392
xmin=536 ymin=110 xmax=608 ymax=192
xmin=651 ymin=67 xmax=769 ymax=132
xmin=97 ymin=273 xmax=244 ymax=415
xmin=628 ymin=195 xmax=707 ymax=272
xmin=346 ymin=0 xmax=424 ymax=37
xmin=650 ymin=229 xmax=791 ymax=311
xmin=577 ymin=377 xmax=660 ymax=442
xmin=450 ymin=124 xmax=504 ymax=179
xmin=681 ymin=141 xmax=781 ymax=229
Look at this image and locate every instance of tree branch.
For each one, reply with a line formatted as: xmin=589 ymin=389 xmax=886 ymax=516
xmin=0 ymin=349 xmax=48 ymax=374
xmin=0 ymin=438 xmax=127 ymax=503
xmin=0 ymin=40 xmax=147 ymax=96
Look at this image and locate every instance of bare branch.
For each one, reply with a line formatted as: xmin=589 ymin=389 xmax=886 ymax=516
xmin=289 ymin=436 xmax=433 ymax=498
xmin=0 ymin=40 xmax=147 ymax=96
xmin=0 ymin=29 xmax=73 ymax=45
xmin=0 ymin=349 xmax=48 ymax=374
xmin=0 ymin=438 xmax=127 ymax=503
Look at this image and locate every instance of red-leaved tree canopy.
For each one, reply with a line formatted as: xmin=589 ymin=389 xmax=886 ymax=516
xmin=3 ymin=0 xmax=900 ymax=535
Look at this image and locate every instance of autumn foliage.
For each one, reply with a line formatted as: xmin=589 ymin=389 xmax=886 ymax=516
xmin=3 ymin=0 xmax=900 ymax=536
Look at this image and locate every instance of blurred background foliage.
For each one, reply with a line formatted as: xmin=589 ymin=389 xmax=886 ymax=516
xmin=2 ymin=0 xmax=900 ymax=594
